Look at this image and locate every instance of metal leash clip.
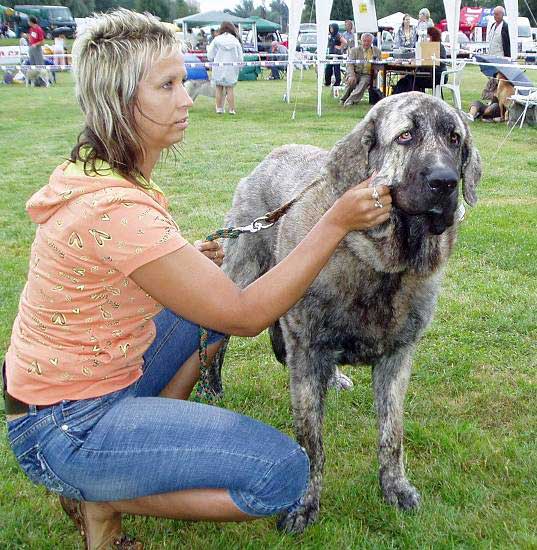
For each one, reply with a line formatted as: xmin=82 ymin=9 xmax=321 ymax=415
xmin=235 ymin=215 xmax=275 ymax=234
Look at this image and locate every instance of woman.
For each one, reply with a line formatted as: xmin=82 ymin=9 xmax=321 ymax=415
xmin=393 ymin=27 xmax=446 ymax=94
xmin=395 ymin=14 xmax=416 ymax=49
xmin=464 ymin=77 xmax=502 ymax=122
xmin=4 ymin=9 xmax=392 ymax=549
xmin=416 ymin=8 xmax=434 ymax=42
xmin=206 ymin=21 xmax=243 ymax=114
xmin=324 ymin=23 xmax=347 ymax=87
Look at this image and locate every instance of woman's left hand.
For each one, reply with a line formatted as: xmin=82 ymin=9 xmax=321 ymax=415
xmin=195 ymin=239 xmax=225 ymax=267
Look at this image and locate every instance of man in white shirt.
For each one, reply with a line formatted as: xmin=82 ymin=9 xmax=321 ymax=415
xmin=488 ymin=6 xmax=511 ymax=58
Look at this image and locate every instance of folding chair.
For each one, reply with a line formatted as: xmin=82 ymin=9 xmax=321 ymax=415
xmin=434 ymin=61 xmax=466 ymax=110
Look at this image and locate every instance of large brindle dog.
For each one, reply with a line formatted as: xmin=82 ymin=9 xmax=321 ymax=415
xmin=211 ymin=93 xmax=481 ymax=532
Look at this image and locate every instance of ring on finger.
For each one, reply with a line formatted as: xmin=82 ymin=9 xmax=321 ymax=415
xmin=374 ymin=198 xmax=383 ymax=208
xmin=371 ymin=186 xmax=380 ymax=201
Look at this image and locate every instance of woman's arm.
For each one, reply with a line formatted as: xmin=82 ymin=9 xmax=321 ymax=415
xmin=131 ymin=179 xmax=391 ymax=337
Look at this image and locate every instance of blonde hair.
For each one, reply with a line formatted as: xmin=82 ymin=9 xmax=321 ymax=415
xmin=70 ymin=8 xmax=180 ymax=185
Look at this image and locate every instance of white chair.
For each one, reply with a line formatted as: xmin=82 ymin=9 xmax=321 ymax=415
xmin=508 ymin=86 xmax=537 ymax=128
xmin=434 ymin=62 xmax=466 ymax=110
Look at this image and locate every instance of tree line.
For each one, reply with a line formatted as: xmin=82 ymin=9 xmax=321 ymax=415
xmin=3 ymin=0 xmax=199 ymax=21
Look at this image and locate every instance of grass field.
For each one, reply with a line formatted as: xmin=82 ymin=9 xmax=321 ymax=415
xmin=0 ymin=66 xmax=536 ymax=549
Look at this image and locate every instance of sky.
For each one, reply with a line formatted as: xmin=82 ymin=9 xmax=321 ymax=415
xmin=198 ymin=1 xmax=264 ymax=13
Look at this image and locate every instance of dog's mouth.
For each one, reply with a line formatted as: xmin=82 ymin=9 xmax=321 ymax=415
xmin=391 ymin=203 xmax=457 ymax=236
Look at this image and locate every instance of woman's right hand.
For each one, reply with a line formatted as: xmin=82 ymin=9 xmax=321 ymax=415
xmin=326 ymin=176 xmax=392 ymax=233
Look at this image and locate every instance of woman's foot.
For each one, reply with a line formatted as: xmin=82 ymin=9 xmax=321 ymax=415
xmin=216 ymin=107 xmax=224 ymax=114
xmin=59 ymin=496 xmax=143 ymax=549
xmin=228 ymin=110 xmax=236 ymax=115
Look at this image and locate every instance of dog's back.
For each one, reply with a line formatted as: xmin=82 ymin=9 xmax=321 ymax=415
xmin=223 ymin=144 xmax=328 ymax=287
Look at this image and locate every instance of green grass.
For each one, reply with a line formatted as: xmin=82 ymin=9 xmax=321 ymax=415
xmin=1 ymin=66 xmax=536 ymax=549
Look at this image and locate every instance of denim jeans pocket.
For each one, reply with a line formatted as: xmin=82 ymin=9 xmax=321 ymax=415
xmin=16 ymin=444 xmax=82 ymax=500
xmin=58 ymin=397 xmax=106 ymax=447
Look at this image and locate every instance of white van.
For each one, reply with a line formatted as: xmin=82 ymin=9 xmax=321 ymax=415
xmin=516 ymin=17 xmax=535 ymax=53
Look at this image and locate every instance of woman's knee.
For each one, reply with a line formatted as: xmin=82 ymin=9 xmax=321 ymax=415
xmin=230 ymin=446 xmax=310 ymax=517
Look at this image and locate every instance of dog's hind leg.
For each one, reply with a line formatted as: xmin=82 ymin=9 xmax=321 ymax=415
xmin=277 ymin=345 xmax=333 ymax=533
xmin=373 ymin=348 xmax=420 ymax=510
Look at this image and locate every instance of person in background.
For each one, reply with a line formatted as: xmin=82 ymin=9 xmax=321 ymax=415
xmin=206 ymin=21 xmax=243 ymax=115
xmin=340 ymin=32 xmax=380 ymax=106
xmin=268 ymin=40 xmax=288 ymax=80
xmin=28 ymin=16 xmax=45 ymax=67
xmin=19 ymin=32 xmax=29 ymax=48
xmin=393 ymin=27 xmax=446 ymax=94
xmin=416 ymin=8 xmax=434 ymax=42
xmin=488 ymin=5 xmax=511 ymax=58
xmin=184 ymin=28 xmax=195 ymax=50
xmin=197 ymin=29 xmax=208 ymax=51
xmin=4 ymin=9 xmax=392 ymax=549
xmin=53 ymin=33 xmax=66 ymax=66
xmin=341 ymin=19 xmax=355 ymax=52
xmin=324 ymin=23 xmax=347 ymax=87
xmin=395 ymin=14 xmax=416 ymax=49
xmin=208 ymin=28 xmax=216 ymax=43
xmin=464 ymin=77 xmax=502 ymax=122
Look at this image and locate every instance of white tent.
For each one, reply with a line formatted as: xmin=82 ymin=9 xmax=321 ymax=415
xmin=444 ymin=0 xmax=461 ymax=66
xmin=353 ymin=0 xmax=379 ymax=33
xmin=502 ymin=0 xmax=519 ymax=61
xmin=377 ymin=12 xmax=417 ymax=30
xmin=285 ymin=0 xmax=305 ymax=105
xmin=315 ymin=0 xmax=334 ymax=116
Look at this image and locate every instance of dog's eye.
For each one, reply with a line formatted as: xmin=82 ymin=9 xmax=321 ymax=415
xmin=450 ymin=132 xmax=461 ymax=145
xmin=397 ymin=131 xmax=412 ymax=144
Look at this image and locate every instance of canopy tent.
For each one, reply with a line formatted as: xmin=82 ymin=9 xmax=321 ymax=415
xmin=444 ymin=0 xmax=461 ymax=66
xmin=503 ymin=0 xmax=518 ymax=61
xmin=377 ymin=12 xmax=418 ymax=30
xmin=178 ymin=10 xmax=257 ymax=49
xmin=478 ymin=8 xmax=494 ymax=28
xmin=179 ymin=10 xmax=253 ymax=27
xmin=459 ymin=6 xmax=483 ymax=34
xmin=242 ymin=16 xmax=281 ymax=32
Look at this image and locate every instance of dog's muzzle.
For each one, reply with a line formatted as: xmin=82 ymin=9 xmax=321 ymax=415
xmin=392 ymin=166 xmax=460 ymax=236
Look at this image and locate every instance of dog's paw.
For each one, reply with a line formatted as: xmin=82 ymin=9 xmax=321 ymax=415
xmin=381 ymin=477 xmax=421 ymax=511
xmin=328 ymin=369 xmax=354 ymax=391
xmin=276 ymin=503 xmax=319 ymax=534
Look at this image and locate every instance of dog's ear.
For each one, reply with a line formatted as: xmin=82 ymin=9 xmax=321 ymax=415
xmin=460 ymin=126 xmax=481 ymax=207
xmin=325 ymin=113 xmax=377 ymax=192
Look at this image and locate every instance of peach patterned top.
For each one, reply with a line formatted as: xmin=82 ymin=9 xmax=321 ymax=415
xmin=5 ymin=161 xmax=188 ymax=405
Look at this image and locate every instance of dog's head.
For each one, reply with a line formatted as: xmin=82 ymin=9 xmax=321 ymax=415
xmin=326 ymin=92 xmax=481 ymax=236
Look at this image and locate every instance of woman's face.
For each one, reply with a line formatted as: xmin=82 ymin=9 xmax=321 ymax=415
xmin=134 ymin=52 xmax=193 ymax=157
xmin=404 ymin=16 xmax=410 ymax=25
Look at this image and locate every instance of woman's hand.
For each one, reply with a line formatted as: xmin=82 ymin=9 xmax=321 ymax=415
xmin=195 ymin=239 xmax=224 ymax=267
xmin=326 ymin=175 xmax=392 ymax=233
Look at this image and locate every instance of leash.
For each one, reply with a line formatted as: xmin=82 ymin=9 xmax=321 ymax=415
xmin=194 ymin=176 xmax=325 ymax=402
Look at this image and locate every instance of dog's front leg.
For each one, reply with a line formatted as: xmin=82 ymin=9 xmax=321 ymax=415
xmin=277 ymin=345 xmax=332 ymax=534
xmin=373 ymin=348 xmax=420 ymax=510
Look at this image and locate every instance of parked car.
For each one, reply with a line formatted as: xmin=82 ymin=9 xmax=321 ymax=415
xmin=297 ymin=31 xmax=317 ymax=53
xmin=442 ymin=30 xmax=474 ymax=58
xmin=14 ymin=4 xmax=76 ymax=38
xmin=244 ymin=29 xmax=283 ymax=52
xmin=380 ymin=30 xmax=394 ymax=51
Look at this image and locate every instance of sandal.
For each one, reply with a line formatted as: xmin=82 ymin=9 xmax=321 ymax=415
xmin=59 ymin=496 xmax=143 ymax=549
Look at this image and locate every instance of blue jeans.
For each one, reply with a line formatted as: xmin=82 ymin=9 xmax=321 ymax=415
xmin=6 ymin=309 xmax=309 ymax=517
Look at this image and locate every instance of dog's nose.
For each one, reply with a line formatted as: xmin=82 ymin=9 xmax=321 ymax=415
xmin=426 ymin=168 xmax=458 ymax=193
